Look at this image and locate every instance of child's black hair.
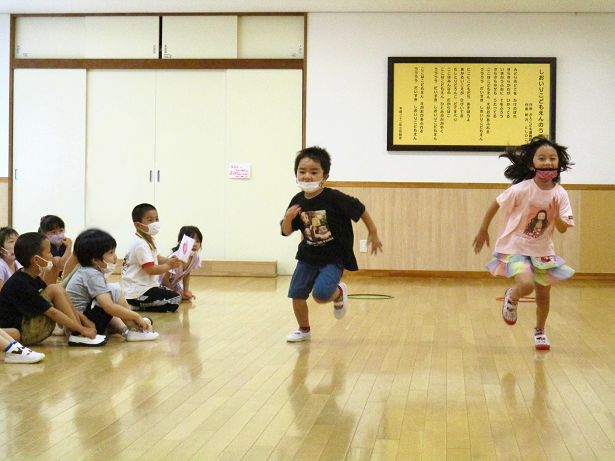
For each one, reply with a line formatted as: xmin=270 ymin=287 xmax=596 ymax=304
xmin=0 ymin=227 xmax=18 ymax=249
xmin=499 ymin=135 xmax=574 ymax=184
xmin=39 ymin=215 xmax=65 ymax=234
xmin=74 ymin=229 xmax=117 ymax=267
xmin=14 ymin=232 xmax=47 ymax=268
xmin=294 ymin=146 xmax=332 ymax=175
xmin=132 ymin=203 xmax=157 ymax=223
xmin=172 ymin=226 xmax=203 ymax=252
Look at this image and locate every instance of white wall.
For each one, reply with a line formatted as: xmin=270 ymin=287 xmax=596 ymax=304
xmin=306 ymin=13 xmax=615 ymax=184
xmin=0 ymin=14 xmax=9 ymax=178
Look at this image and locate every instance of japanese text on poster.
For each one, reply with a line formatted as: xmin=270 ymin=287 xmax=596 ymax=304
xmin=388 ymin=58 xmax=555 ymax=151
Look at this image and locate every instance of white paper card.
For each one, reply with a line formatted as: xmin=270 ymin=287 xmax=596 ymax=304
xmin=176 ymin=234 xmax=195 ymax=263
xmin=229 ymin=162 xmax=251 ymax=178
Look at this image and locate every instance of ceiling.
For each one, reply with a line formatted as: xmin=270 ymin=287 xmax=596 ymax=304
xmin=2 ymin=0 xmax=615 ymax=14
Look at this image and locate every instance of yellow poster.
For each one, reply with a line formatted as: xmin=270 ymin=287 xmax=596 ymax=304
xmin=388 ymin=58 xmax=555 ymax=150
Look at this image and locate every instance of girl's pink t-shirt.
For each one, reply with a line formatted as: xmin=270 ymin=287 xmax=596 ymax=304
xmin=494 ymin=179 xmax=574 ymax=257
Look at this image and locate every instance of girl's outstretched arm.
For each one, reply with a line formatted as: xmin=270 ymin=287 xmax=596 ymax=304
xmin=473 ymin=200 xmax=500 ymax=253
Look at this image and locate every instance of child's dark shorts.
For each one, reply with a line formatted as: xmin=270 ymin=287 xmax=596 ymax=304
xmin=288 ymin=261 xmax=344 ymax=301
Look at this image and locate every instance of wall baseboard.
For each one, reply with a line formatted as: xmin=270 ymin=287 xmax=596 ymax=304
xmin=192 ymin=260 xmax=277 ymax=277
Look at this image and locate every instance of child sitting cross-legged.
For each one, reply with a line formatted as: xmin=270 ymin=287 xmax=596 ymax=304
xmin=0 ymin=232 xmax=106 ymax=347
xmin=65 ymin=229 xmax=158 ymax=342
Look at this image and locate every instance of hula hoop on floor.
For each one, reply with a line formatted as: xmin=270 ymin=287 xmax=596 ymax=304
xmin=495 ymin=296 xmax=535 ymax=303
xmin=347 ymin=294 xmax=394 ymax=300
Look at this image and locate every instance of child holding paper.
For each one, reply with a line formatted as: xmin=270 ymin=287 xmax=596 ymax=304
xmin=160 ymin=226 xmax=202 ymax=300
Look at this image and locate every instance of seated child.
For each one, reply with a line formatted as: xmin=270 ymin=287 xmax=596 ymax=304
xmin=1 ymin=327 xmax=44 ymax=364
xmin=66 ymin=229 xmax=158 ymax=341
xmin=122 ymin=203 xmax=181 ymax=312
xmin=0 ymin=227 xmax=21 ymax=291
xmin=39 ymin=215 xmax=73 ymax=285
xmin=0 ymin=232 xmax=106 ymax=347
xmin=160 ymin=226 xmax=202 ymax=300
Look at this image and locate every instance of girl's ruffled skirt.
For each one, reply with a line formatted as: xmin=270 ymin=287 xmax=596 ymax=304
xmin=486 ymin=253 xmax=574 ymax=286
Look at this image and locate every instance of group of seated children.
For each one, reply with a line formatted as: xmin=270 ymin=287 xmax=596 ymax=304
xmin=0 ymin=203 xmax=203 ymax=364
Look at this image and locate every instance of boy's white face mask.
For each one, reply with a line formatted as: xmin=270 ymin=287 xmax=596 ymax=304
xmin=296 ymin=179 xmax=322 ymax=193
xmin=141 ymin=222 xmax=161 ymax=236
xmin=36 ymin=256 xmax=53 ymax=274
xmin=97 ymin=260 xmax=116 ymax=278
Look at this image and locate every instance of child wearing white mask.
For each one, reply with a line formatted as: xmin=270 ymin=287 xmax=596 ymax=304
xmin=160 ymin=226 xmax=203 ymax=300
xmin=122 ymin=203 xmax=181 ymax=312
xmin=0 ymin=232 xmax=106 ymax=347
xmin=0 ymin=227 xmax=21 ymax=292
xmin=38 ymin=215 xmax=72 ymax=285
xmin=281 ymin=147 xmax=383 ymax=342
xmin=65 ymin=229 xmax=158 ymax=341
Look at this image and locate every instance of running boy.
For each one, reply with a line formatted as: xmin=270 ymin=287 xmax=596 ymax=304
xmin=0 ymin=232 xmax=106 ymax=347
xmin=66 ymin=229 xmax=158 ymax=341
xmin=122 ymin=203 xmax=182 ymax=312
xmin=281 ymin=146 xmax=382 ymax=342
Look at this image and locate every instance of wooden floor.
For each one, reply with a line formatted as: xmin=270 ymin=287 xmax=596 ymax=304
xmin=1 ymin=275 xmax=615 ymax=461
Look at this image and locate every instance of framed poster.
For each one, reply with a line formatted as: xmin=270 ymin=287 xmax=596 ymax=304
xmin=387 ymin=57 xmax=556 ymax=151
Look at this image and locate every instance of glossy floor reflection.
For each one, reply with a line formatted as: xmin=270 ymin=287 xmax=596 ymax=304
xmin=0 ymin=276 xmax=614 ymax=460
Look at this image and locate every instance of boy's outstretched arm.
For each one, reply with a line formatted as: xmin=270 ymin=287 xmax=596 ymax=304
xmin=360 ymin=210 xmax=382 ymax=254
xmin=473 ymin=200 xmax=500 ymax=253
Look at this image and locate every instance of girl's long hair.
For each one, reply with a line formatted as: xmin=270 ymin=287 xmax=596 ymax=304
xmin=499 ymin=135 xmax=573 ymax=184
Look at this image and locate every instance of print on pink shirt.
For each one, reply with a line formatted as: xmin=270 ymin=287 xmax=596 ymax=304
xmin=523 ymin=207 xmax=549 ymax=239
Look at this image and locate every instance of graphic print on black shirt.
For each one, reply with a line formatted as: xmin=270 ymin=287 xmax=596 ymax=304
xmin=300 ymin=210 xmax=333 ymax=246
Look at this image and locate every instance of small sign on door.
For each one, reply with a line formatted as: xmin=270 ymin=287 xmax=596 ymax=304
xmin=228 ymin=163 xmax=251 ymax=179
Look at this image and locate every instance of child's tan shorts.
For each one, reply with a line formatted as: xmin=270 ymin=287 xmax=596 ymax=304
xmin=20 ymin=292 xmax=56 ymax=346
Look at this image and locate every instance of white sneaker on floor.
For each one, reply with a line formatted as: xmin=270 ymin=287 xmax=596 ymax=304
xmin=286 ymin=329 xmax=311 ymax=342
xmin=4 ymin=343 xmax=45 ymax=363
xmin=52 ymin=324 xmax=65 ymax=336
xmin=68 ymin=334 xmax=107 ymax=347
xmin=141 ymin=317 xmax=153 ymax=330
xmin=333 ymin=282 xmax=348 ymax=319
xmin=126 ymin=330 xmax=159 ymax=341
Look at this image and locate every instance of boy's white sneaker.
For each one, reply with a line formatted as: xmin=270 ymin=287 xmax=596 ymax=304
xmin=68 ymin=334 xmax=107 ymax=347
xmin=286 ymin=329 xmax=311 ymax=342
xmin=126 ymin=330 xmax=159 ymax=341
xmin=333 ymin=282 xmax=348 ymax=319
xmin=4 ymin=343 xmax=45 ymax=363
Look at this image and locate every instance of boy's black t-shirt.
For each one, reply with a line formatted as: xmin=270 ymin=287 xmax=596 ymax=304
xmin=286 ymin=188 xmax=365 ymax=271
xmin=0 ymin=269 xmax=52 ymax=330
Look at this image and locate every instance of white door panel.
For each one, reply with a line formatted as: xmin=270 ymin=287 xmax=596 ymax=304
xmin=13 ymin=69 xmax=86 ymax=237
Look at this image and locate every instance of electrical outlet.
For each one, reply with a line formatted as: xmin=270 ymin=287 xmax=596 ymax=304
xmin=359 ymin=240 xmax=367 ymax=253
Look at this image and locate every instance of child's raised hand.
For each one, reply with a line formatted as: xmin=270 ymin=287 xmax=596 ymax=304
xmin=472 ymin=229 xmax=490 ymax=254
xmin=284 ymin=204 xmax=301 ymax=221
xmin=368 ymin=232 xmax=383 ymax=255
xmin=62 ymin=237 xmax=73 ymax=248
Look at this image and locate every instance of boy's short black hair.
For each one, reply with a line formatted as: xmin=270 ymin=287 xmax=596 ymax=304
xmin=132 ymin=203 xmax=157 ymax=223
xmin=39 ymin=215 xmax=65 ymax=234
xmin=15 ymin=232 xmax=47 ymax=268
xmin=0 ymin=227 xmax=18 ymax=248
xmin=74 ymin=229 xmax=117 ymax=267
xmin=171 ymin=226 xmax=203 ymax=252
xmin=294 ymin=146 xmax=331 ymax=175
